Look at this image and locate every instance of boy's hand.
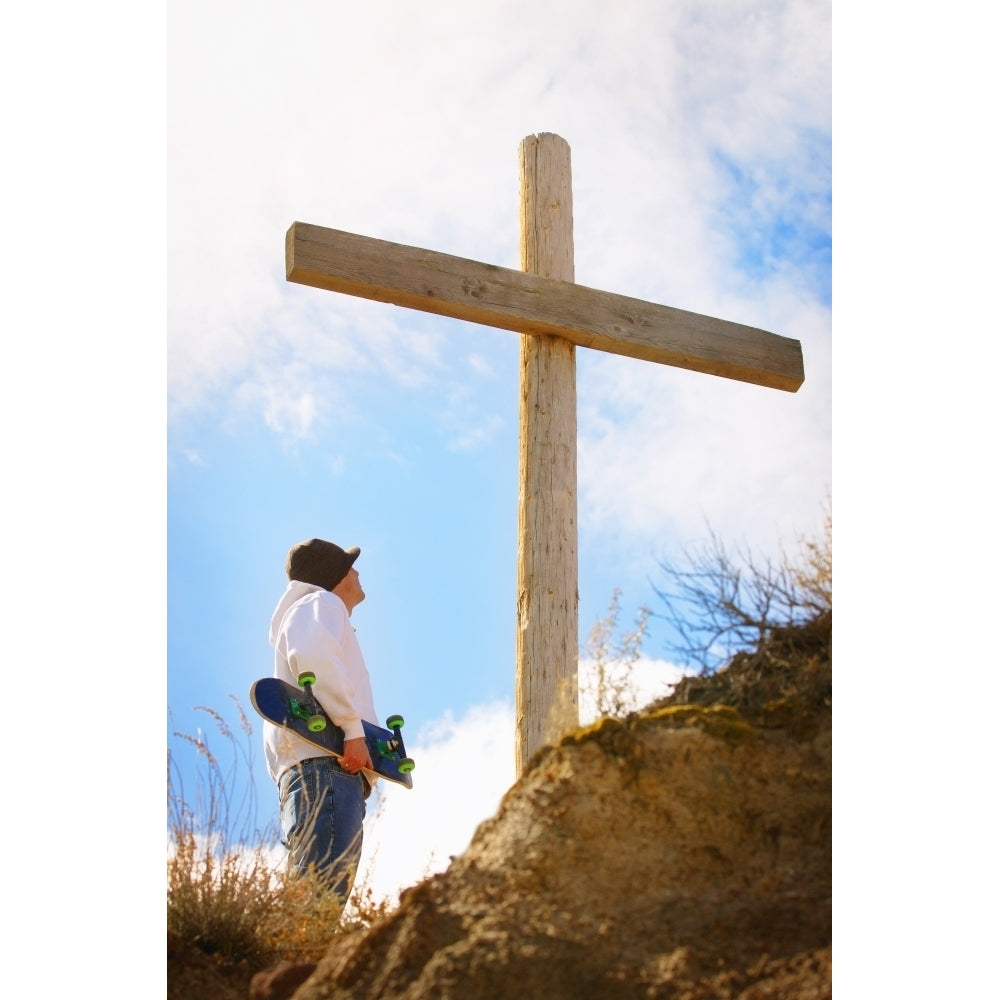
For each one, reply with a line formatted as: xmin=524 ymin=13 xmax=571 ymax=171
xmin=342 ymin=737 xmax=373 ymax=773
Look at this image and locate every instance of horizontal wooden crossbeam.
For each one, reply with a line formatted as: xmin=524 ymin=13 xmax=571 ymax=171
xmin=286 ymin=221 xmax=804 ymax=392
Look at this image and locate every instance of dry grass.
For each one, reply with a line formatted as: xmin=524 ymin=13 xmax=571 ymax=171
xmin=582 ymin=587 xmax=651 ymax=719
xmin=167 ymin=697 xmax=395 ymax=972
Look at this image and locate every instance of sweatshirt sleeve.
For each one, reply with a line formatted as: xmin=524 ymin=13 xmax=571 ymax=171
xmin=282 ymin=595 xmax=367 ymax=742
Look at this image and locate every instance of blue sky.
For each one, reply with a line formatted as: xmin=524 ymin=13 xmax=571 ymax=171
xmin=163 ymin=0 xmax=833 ymax=901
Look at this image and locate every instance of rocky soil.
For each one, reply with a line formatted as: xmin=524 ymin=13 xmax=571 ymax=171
xmin=170 ymin=612 xmax=832 ymax=999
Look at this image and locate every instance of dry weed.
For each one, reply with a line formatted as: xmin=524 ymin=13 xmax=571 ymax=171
xmin=168 ymin=698 xmax=396 ymax=971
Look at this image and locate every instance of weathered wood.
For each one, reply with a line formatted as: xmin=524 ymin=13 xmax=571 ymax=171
xmin=515 ymin=133 xmax=579 ymax=775
xmin=286 ymin=225 xmax=804 ymax=393
xmin=285 ymin=132 xmax=807 ymax=782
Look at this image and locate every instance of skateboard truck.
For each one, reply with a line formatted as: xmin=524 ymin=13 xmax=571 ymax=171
xmin=289 ymin=672 xmax=327 ymax=732
xmin=381 ymin=715 xmax=416 ymax=775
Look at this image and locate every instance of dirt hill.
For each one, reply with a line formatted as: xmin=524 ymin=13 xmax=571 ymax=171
xmin=171 ymin=612 xmax=832 ymax=999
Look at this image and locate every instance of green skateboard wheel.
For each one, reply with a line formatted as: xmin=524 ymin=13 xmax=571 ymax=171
xmin=307 ymin=715 xmax=326 ymax=732
xmin=398 ymin=758 xmax=415 ymax=774
xmin=298 ymin=671 xmax=317 ymax=687
xmin=386 ymin=715 xmax=405 ymax=730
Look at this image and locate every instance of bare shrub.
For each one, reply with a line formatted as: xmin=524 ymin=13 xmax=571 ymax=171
xmin=653 ymin=502 xmax=832 ymax=675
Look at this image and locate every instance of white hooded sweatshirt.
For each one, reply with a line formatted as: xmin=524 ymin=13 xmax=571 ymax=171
xmin=263 ymin=580 xmax=378 ymax=783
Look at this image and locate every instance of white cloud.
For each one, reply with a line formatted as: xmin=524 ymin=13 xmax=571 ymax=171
xmin=168 ymin=0 xmax=830 ymax=440
xmin=352 ymin=701 xmax=516 ymax=908
xmin=446 ymin=414 xmax=505 ymax=453
xmin=261 ymin=386 xmax=318 ymax=439
xmin=468 ymin=354 xmax=495 ymax=378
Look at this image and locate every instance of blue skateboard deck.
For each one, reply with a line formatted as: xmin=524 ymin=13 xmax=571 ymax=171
xmin=250 ymin=674 xmax=414 ymax=789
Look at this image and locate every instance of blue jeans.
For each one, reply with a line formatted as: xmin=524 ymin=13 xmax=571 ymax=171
xmin=278 ymin=757 xmax=367 ymax=901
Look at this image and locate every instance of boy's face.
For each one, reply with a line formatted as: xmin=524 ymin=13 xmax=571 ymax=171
xmin=332 ymin=566 xmax=365 ymax=611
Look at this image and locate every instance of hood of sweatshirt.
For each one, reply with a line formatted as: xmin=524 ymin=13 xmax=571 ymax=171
xmin=268 ymin=580 xmax=327 ymax=647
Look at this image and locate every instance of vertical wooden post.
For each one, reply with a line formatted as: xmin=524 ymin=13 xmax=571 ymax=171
xmin=515 ymin=133 xmax=579 ymax=775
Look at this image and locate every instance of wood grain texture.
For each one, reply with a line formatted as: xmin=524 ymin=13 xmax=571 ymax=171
xmin=515 ymin=133 xmax=579 ymax=775
xmin=285 ymin=225 xmax=804 ymax=392
xmin=285 ymin=133 xmax=808 ymax=778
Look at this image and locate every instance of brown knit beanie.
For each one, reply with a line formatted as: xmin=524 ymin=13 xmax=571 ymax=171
xmin=285 ymin=538 xmax=360 ymax=591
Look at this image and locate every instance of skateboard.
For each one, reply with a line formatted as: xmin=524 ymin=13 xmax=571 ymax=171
xmin=249 ymin=672 xmax=415 ymax=789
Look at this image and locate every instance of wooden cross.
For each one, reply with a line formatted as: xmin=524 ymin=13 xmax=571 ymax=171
xmin=285 ymin=133 xmax=804 ymax=776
